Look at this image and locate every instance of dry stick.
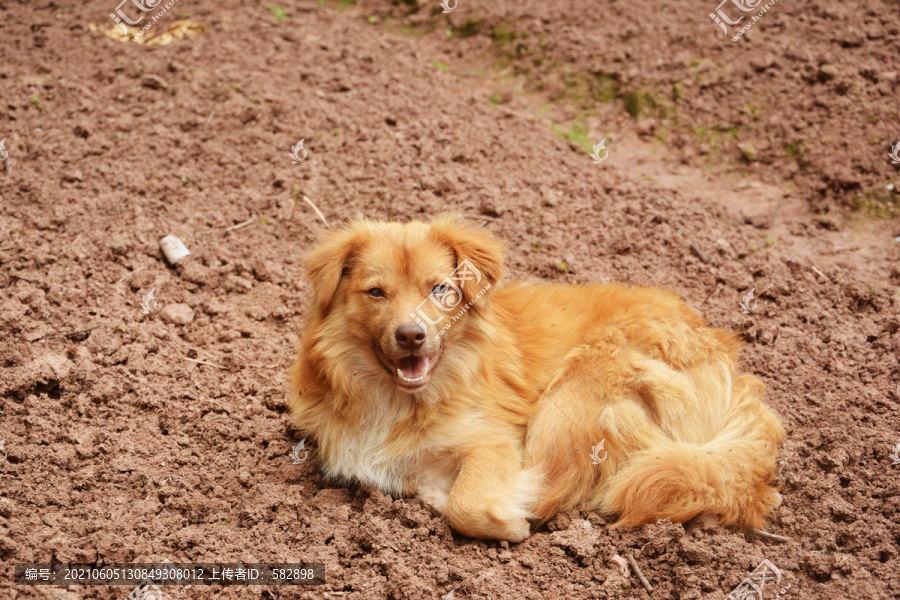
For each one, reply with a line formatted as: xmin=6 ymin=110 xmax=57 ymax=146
xmin=47 ymin=324 xmax=102 ymax=339
xmin=810 ymin=266 xmax=828 ymax=281
xmin=627 ymin=554 xmax=653 ymax=593
xmin=224 ymin=217 xmax=255 ymax=233
xmin=174 ymin=349 xmax=227 ymax=370
xmin=115 ymin=266 xmax=146 ymax=285
xmin=302 ymin=195 xmax=330 ymax=228
xmin=181 ymin=342 xmax=224 ymax=361
xmin=700 ymin=284 xmax=722 ymax=306
xmin=753 ymin=529 xmax=792 ymax=543
xmin=640 ymin=214 xmax=658 ymax=228
xmin=689 ymin=240 xmax=711 ymax=264
xmin=245 ymin=362 xmax=281 ymax=369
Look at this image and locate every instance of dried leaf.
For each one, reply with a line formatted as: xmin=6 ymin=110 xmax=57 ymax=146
xmin=89 ymin=20 xmax=205 ymax=46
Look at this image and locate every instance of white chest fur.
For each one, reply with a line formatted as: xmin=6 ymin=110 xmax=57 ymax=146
xmin=319 ymin=398 xmax=417 ymax=496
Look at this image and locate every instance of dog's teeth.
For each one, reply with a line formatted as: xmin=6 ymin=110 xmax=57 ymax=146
xmin=396 ymin=368 xmax=425 ymax=383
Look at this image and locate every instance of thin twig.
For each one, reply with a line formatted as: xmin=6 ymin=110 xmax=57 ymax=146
xmin=627 ymin=554 xmax=653 ymax=593
xmin=689 ymin=241 xmax=711 ymax=264
xmin=47 ymin=324 xmax=101 ymax=339
xmin=700 ymin=284 xmax=722 ymax=306
xmin=303 ymin=195 xmax=330 ymax=228
xmin=174 ymin=349 xmax=227 ymax=370
xmin=224 ymin=217 xmax=255 ymax=232
xmin=115 ymin=266 xmax=146 ymax=285
xmin=810 ymin=266 xmax=828 ymax=281
xmin=752 ymin=529 xmax=792 ymax=543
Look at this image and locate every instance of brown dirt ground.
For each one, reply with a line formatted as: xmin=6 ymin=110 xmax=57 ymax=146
xmin=1 ymin=1 xmax=899 ymax=599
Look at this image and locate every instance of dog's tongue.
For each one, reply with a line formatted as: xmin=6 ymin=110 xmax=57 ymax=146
xmin=397 ymin=355 xmax=429 ymax=379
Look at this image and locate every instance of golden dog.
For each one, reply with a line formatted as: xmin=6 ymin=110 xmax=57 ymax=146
xmin=288 ymin=214 xmax=785 ymax=541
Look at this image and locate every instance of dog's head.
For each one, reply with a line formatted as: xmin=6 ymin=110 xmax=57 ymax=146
xmin=304 ymin=213 xmax=503 ymax=393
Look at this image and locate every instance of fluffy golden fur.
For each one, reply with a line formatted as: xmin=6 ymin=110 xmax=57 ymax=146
xmin=288 ymin=214 xmax=785 ymax=542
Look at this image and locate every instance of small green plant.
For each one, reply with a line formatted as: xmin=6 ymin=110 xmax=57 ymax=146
xmin=556 ymin=260 xmax=569 ymax=273
xmin=266 ymin=4 xmax=288 ymax=22
xmin=456 ymin=17 xmax=485 ymax=38
xmin=368 ymin=16 xmax=377 ymax=24
xmin=30 ymin=96 xmax=43 ymax=111
xmin=433 ymin=61 xmax=449 ymax=72
xmin=490 ymin=23 xmax=516 ymax=43
xmin=552 ymin=121 xmax=593 ymax=154
xmin=784 ymin=141 xmax=804 ymax=161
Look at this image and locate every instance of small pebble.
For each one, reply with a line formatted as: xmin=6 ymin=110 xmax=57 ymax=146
xmin=160 ymin=303 xmax=194 ymax=325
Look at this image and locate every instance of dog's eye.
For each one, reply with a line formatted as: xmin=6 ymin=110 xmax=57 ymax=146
xmin=432 ymin=284 xmax=448 ymax=295
xmin=367 ymin=287 xmax=385 ymax=298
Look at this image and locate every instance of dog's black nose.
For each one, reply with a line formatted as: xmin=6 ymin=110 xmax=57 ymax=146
xmin=395 ymin=324 xmax=426 ymax=350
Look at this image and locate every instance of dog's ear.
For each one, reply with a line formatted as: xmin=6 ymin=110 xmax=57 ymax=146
xmin=431 ymin=213 xmax=504 ymax=301
xmin=305 ymin=226 xmax=363 ymax=314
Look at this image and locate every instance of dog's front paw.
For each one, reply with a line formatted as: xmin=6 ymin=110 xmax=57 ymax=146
xmin=417 ymin=486 xmax=450 ymax=516
xmin=501 ymin=516 xmax=531 ymax=543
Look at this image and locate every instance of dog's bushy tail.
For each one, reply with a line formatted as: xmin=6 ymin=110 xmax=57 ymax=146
xmin=599 ymin=375 xmax=785 ymax=529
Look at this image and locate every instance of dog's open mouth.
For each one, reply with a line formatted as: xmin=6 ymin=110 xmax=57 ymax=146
xmin=376 ymin=346 xmax=442 ymax=391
